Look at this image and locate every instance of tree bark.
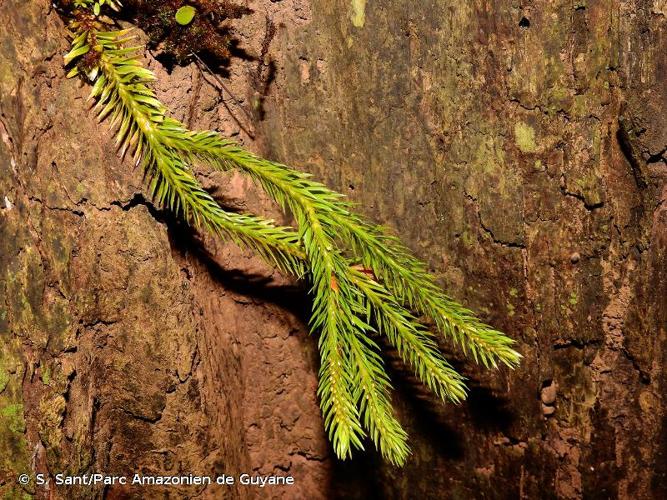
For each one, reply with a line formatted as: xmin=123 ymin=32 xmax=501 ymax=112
xmin=0 ymin=1 xmax=329 ymax=498
xmin=1 ymin=0 xmax=666 ymax=499
xmin=259 ymin=1 xmax=667 ymax=498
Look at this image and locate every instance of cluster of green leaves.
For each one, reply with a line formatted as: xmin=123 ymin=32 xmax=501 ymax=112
xmin=73 ymin=0 xmax=121 ymax=16
xmin=63 ymin=1 xmax=521 ymax=466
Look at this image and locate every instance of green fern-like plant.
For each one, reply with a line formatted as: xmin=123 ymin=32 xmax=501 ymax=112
xmin=61 ymin=2 xmax=521 ymax=465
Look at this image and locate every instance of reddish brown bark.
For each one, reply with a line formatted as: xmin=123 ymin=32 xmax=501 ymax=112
xmin=1 ymin=1 xmax=666 ymax=499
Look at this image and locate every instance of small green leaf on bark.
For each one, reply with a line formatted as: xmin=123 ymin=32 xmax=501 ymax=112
xmin=175 ymin=6 xmax=196 ymax=26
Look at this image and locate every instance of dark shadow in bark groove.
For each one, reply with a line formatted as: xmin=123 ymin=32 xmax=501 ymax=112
xmin=465 ymin=384 xmax=516 ymax=434
xmin=332 ymin=457 xmax=383 ymax=500
xmin=152 ymin=40 xmax=254 ymax=78
xmin=328 ymin=322 xmax=518 ymax=498
xmin=140 ymin=194 xmax=517 ymax=488
xmin=330 ymin=361 xmax=470 ymax=499
xmin=390 ymin=369 xmax=465 ymax=459
xmin=164 ymin=209 xmax=312 ymax=322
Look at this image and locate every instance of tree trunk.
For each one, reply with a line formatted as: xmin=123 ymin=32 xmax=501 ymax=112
xmin=0 ymin=1 xmax=329 ymax=498
xmin=1 ymin=0 xmax=666 ymax=499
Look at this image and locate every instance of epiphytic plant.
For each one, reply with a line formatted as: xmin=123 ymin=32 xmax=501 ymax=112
xmin=60 ymin=1 xmax=521 ymax=465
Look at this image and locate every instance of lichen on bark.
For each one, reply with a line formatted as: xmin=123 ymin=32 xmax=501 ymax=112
xmin=2 ymin=0 xmax=667 ymax=498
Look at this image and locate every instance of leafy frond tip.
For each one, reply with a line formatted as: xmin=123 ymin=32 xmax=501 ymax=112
xmin=159 ymin=127 xmax=522 ymax=369
xmin=62 ymin=1 xmax=521 ymax=468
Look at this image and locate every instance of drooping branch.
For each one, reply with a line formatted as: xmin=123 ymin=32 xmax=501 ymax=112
xmin=61 ymin=1 xmax=521 ymax=466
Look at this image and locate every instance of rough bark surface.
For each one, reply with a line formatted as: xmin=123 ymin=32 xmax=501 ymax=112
xmin=1 ymin=0 xmax=666 ymax=499
xmin=259 ymin=1 xmax=667 ymax=498
xmin=0 ymin=1 xmax=328 ymax=499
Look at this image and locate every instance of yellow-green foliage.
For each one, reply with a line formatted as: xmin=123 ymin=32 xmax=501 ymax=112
xmin=62 ymin=1 xmax=521 ymax=466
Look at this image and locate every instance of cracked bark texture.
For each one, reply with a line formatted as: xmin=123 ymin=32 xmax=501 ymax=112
xmin=0 ymin=1 xmax=327 ymax=499
xmin=259 ymin=1 xmax=667 ymax=499
xmin=1 ymin=1 xmax=666 ymax=500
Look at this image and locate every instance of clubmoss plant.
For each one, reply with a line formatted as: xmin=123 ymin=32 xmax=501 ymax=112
xmin=60 ymin=1 xmax=521 ymax=465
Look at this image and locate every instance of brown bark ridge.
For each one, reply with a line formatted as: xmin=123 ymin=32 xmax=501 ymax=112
xmin=0 ymin=0 xmax=328 ymax=498
xmin=1 ymin=0 xmax=666 ymax=499
xmin=260 ymin=1 xmax=667 ymax=498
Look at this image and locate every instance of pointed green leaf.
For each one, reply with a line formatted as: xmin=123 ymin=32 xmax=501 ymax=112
xmin=64 ymin=44 xmax=90 ymax=65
